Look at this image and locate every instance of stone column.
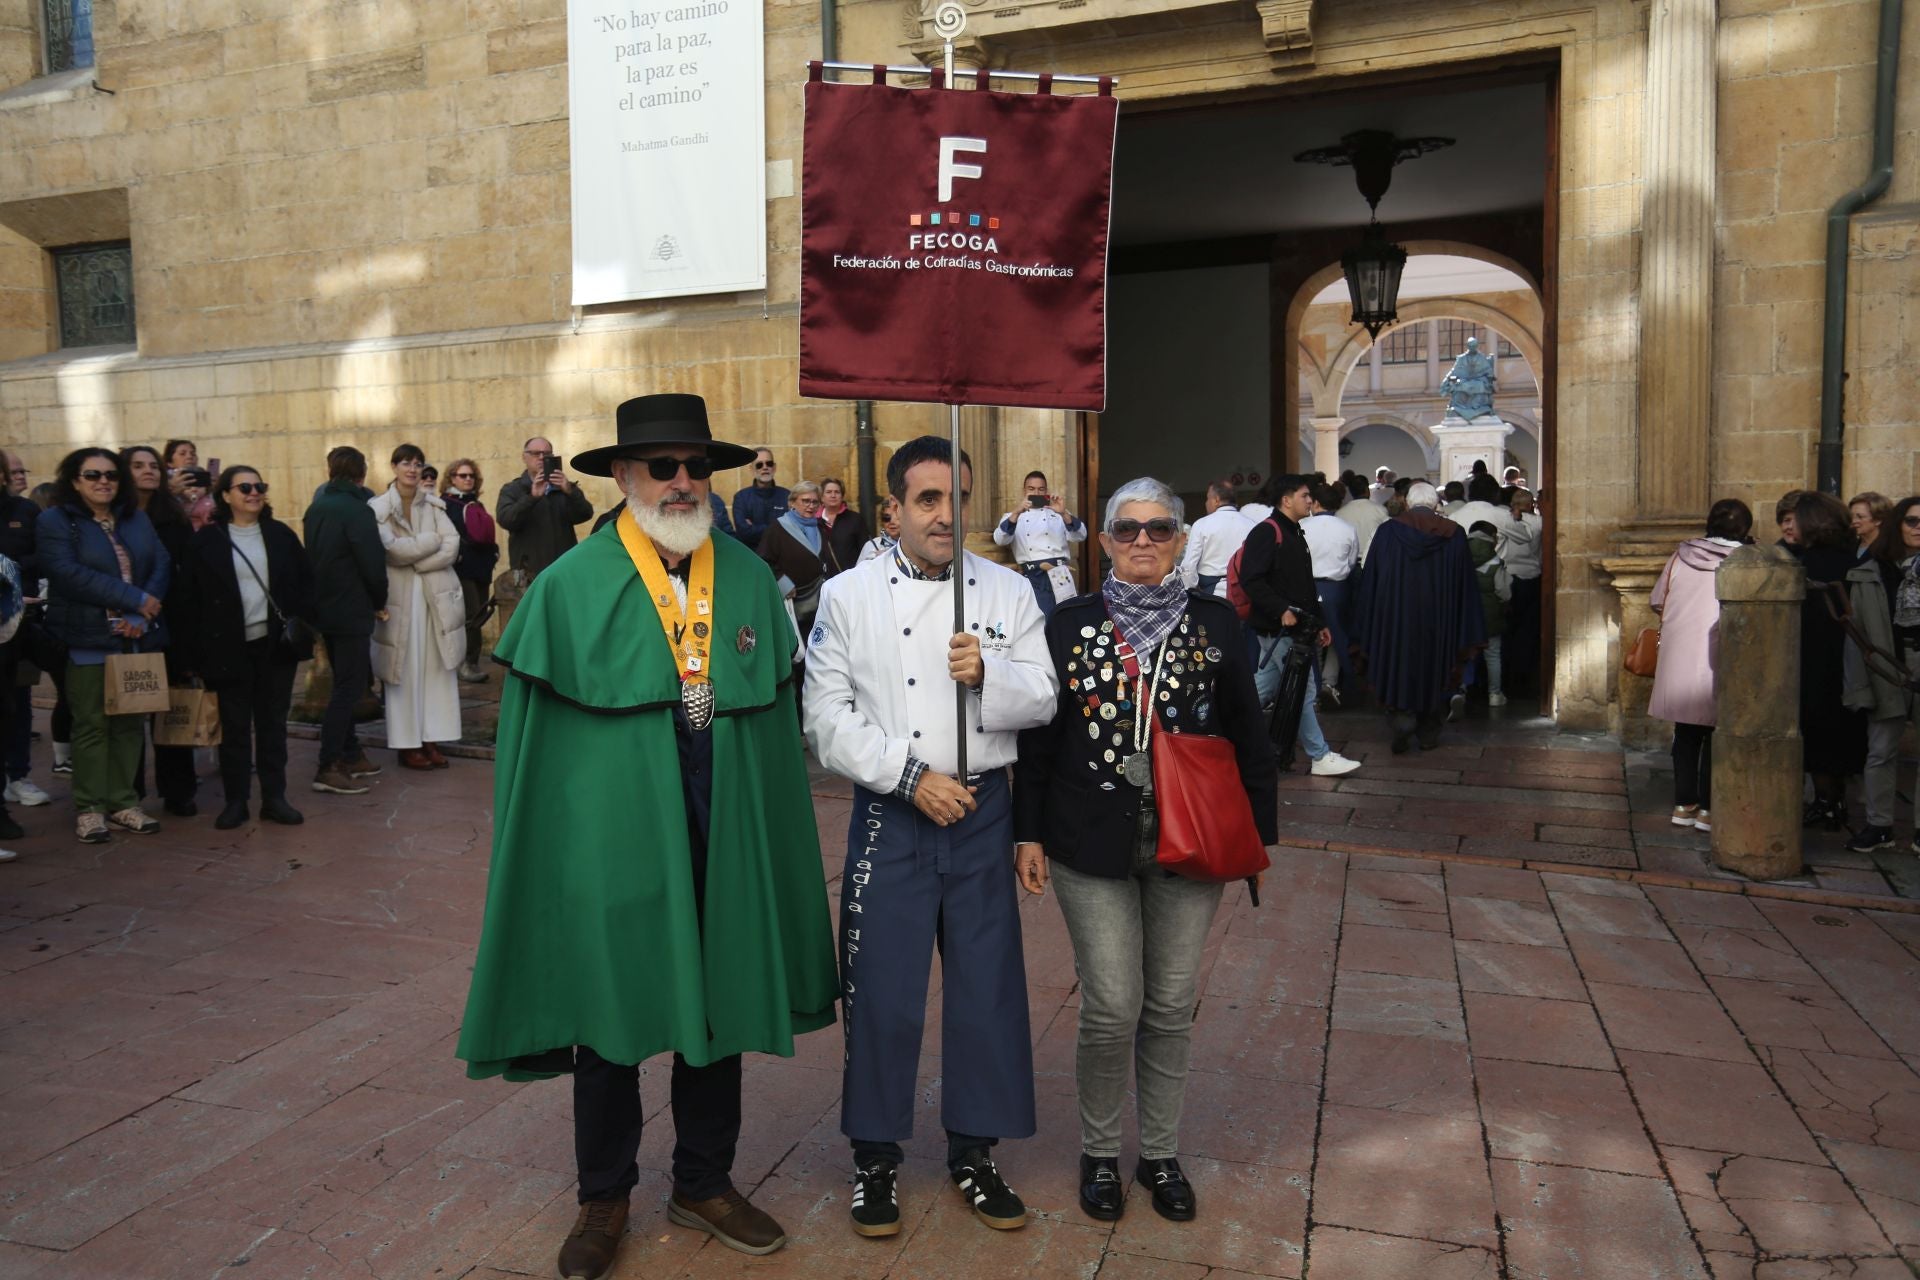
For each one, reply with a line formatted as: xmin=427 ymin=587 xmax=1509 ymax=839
xmin=1634 ymin=0 xmax=1717 ymax=523
xmin=1711 ymin=546 xmax=1804 ymax=880
xmin=1603 ymin=0 xmax=1718 ymax=742
xmin=1311 ymin=415 xmax=1344 ymax=479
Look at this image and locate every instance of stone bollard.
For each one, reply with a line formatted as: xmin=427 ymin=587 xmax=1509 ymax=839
xmin=1712 ymin=545 xmax=1804 ymax=879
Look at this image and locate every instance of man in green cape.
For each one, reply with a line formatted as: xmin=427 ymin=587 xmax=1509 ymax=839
xmin=457 ymin=394 xmax=838 ymax=1279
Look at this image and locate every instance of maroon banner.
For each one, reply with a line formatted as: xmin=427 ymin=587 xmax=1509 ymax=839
xmin=799 ymin=69 xmax=1118 ymax=410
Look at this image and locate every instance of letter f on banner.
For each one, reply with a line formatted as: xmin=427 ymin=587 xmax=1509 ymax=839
xmin=938 ymin=136 xmax=987 ymax=201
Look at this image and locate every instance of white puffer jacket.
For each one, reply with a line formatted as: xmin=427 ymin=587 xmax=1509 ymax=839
xmin=368 ymin=485 xmax=465 ymax=683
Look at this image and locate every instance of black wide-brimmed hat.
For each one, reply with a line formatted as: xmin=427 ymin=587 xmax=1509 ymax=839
xmin=570 ymin=394 xmax=759 ymax=477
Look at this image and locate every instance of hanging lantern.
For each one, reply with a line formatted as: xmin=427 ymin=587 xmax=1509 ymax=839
xmin=1342 ymin=222 xmax=1408 ymax=340
xmin=1296 ymin=130 xmax=1452 ymax=341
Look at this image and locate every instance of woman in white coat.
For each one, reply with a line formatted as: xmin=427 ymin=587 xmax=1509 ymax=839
xmin=369 ymin=443 xmax=465 ymax=769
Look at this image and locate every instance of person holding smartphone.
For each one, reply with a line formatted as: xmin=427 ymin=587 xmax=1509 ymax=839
xmin=993 ymin=470 xmax=1086 ymax=619
xmin=495 ymin=435 xmax=594 ymax=581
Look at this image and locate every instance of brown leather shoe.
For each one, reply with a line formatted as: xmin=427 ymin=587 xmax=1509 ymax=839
xmin=667 ymin=1188 xmax=788 ymax=1256
xmin=557 ymin=1197 xmax=628 ymax=1280
xmin=398 ymin=748 xmax=435 ymax=771
xmin=423 ymin=742 xmax=450 ymax=768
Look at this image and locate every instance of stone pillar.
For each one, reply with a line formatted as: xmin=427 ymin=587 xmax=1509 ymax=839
xmin=1634 ymin=0 xmax=1717 ymax=523
xmin=1711 ymin=546 xmax=1804 ymax=880
xmin=1311 ymin=415 xmax=1343 ymax=479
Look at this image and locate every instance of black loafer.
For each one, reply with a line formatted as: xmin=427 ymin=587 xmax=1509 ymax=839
xmin=1079 ymin=1154 xmax=1123 ymax=1221
xmin=164 ymin=798 xmax=197 ymax=817
xmin=214 ymin=803 xmax=249 ymax=830
xmin=1136 ymin=1157 xmax=1195 ymax=1221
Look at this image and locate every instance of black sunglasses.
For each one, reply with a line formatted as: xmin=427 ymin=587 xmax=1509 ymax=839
xmin=627 ymin=455 xmax=715 ymax=481
xmin=1108 ymin=517 xmax=1180 ymax=544
xmin=78 ymin=469 xmax=119 ymax=483
xmin=1905 ymin=515 xmax=1920 ymax=528
xmin=231 ymin=482 xmax=269 ymax=496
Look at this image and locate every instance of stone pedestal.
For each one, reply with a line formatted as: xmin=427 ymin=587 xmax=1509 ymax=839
xmin=1599 ymin=519 xmax=1697 ymax=748
xmin=1431 ymin=414 xmax=1514 ymax=487
xmin=1712 ymin=546 xmax=1805 ymax=881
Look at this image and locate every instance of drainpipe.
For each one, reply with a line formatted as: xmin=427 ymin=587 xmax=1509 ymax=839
xmin=818 ymin=0 xmax=881 ymax=517
xmin=1817 ymin=0 xmax=1903 ymax=496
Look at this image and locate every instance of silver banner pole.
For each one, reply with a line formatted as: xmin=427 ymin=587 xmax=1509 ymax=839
xmin=939 ymin=6 xmax=970 ymax=781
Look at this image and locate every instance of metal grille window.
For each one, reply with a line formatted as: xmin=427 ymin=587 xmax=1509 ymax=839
xmin=1497 ymin=336 xmax=1520 ymax=359
xmin=1438 ymin=320 xmax=1479 ymax=358
xmin=42 ymin=0 xmax=95 ymax=73
xmin=1377 ymin=324 xmax=1426 ymax=365
xmin=54 ymin=242 xmax=135 ymax=348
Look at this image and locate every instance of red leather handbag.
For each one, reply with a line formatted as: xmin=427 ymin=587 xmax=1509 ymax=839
xmin=1152 ymin=728 xmax=1271 ymax=882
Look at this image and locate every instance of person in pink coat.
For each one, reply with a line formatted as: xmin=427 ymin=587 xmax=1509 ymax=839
xmin=1648 ymin=500 xmax=1754 ymax=833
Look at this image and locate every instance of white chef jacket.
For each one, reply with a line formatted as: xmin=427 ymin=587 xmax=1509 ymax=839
xmin=1301 ymin=513 xmax=1359 ymax=582
xmin=1178 ymin=504 xmax=1257 ymax=594
xmin=1336 ymin=498 xmax=1387 ymax=565
xmin=993 ymin=507 xmax=1088 ymax=565
xmin=804 ymin=550 xmax=1059 ymax=793
xmin=1447 ymin=501 xmax=1515 ymax=536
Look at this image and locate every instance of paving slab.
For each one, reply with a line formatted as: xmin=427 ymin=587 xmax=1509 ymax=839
xmin=4 ymin=732 xmax=1916 ymax=1277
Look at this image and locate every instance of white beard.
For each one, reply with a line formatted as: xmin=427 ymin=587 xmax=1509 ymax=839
xmin=628 ymin=491 xmax=713 ymax=557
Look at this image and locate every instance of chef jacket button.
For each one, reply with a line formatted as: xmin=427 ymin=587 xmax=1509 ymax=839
xmin=907 ymin=678 xmax=916 ymax=686
xmin=969 ymin=578 xmax=976 ymax=586
xmin=971 ymin=622 xmax=979 ymax=630
xmin=891 ymin=577 xmax=899 ymax=584
xmin=903 ymin=627 xmax=911 ymax=635
xmin=912 ymin=730 xmax=921 ymax=738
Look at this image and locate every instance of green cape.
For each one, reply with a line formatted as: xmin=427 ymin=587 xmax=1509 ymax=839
xmin=456 ymin=523 xmax=838 ymax=1079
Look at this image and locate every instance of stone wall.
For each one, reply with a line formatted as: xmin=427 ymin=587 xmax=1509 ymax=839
xmin=0 ymin=0 xmax=1915 ymax=735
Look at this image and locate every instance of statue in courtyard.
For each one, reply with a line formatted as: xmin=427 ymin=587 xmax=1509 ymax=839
xmin=1440 ymin=336 xmax=1497 ymax=420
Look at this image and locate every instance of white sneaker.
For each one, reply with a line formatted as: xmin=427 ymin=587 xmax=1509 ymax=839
xmin=1488 ymin=692 xmax=1508 ymax=707
xmin=1311 ymin=752 xmax=1362 ymax=777
xmin=4 ymin=779 xmax=50 ymax=807
xmin=0 ymin=847 xmax=16 ymax=861
xmin=1449 ymin=692 xmax=1467 ymax=722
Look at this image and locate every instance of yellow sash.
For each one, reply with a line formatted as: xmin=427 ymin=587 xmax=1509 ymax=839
xmin=616 ymin=508 xmax=714 ymax=686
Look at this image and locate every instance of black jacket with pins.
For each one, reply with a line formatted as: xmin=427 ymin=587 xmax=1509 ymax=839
xmin=1014 ymin=592 xmax=1279 ymax=879
xmin=180 ymin=517 xmax=316 ymax=687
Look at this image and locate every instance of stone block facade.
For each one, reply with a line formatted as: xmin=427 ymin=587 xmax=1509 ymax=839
xmin=0 ymin=0 xmax=1914 ymax=737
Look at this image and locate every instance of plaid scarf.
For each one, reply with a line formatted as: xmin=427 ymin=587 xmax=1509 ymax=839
xmin=1102 ymin=572 xmax=1187 ymax=658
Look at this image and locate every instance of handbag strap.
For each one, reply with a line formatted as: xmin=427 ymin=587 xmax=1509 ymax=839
xmin=226 ymin=526 xmax=293 ymax=625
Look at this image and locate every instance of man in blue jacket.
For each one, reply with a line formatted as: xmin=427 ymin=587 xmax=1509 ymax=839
xmin=730 ymin=448 xmax=788 ymax=550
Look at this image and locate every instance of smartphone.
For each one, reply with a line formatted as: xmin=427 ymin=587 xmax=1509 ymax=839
xmin=544 ymin=455 xmax=563 ymax=476
xmin=1027 ymin=494 xmax=1048 ymax=508
xmin=207 ymin=457 xmax=221 ymax=475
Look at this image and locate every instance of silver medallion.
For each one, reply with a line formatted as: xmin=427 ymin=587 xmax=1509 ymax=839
xmin=1088 ymin=723 xmax=1101 ymax=739
xmin=1081 ymin=625 xmax=1096 ymax=638
xmin=682 ymin=680 xmax=716 ymax=731
xmin=1103 ymin=749 xmax=1115 ymax=762
xmin=1122 ymin=752 xmax=1151 ymax=787
xmin=1100 ymin=703 xmax=1117 ymax=720
xmin=1205 ymin=646 xmax=1222 ymax=662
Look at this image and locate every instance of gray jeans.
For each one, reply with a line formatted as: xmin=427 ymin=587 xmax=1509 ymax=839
xmin=1863 ymin=649 xmax=1920 ymax=828
xmin=1050 ymin=856 xmax=1224 ymax=1159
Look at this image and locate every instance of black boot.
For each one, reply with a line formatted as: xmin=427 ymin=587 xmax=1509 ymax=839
xmin=1078 ymin=1154 xmax=1124 ymax=1221
xmin=214 ymin=802 xmax=249 ymax=829
xmin=260 ymin=796 xmax=304 ymax=825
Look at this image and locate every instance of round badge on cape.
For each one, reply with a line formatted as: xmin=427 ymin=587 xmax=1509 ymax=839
xmin=736 ymin=625 xmax=757 ymax=654
xmin=692 ymin=622 xmax=709 ymax=639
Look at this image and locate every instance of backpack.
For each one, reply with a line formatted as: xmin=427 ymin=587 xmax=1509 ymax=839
xmin=1225 ymin=518 xmax=1282 ymax=622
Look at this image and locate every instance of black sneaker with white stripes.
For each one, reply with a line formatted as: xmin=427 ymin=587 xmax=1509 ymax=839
xmin=950 ymin=1149 xmax=1027 ymax=1230
xmin=850 ymin=1159 xmax=900 ymax=1237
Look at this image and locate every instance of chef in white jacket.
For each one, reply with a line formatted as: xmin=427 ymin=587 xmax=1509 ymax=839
xmin=804 ymin=434 xmax=1058 ymax=1238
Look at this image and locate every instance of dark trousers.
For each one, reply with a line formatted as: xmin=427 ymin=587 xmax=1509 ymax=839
xmin=319 ymin=632 xmax=370 ymax=770
xmin=1672 ymin=722 xmax=1713 ymax=809
xmin=134 ymin=741 xmax=197 ymax=807
xmin=214 ymin=638 xmax=297 ymax=805
xmin=840 ymin=773 xmax=1033 ymax=1163
xmin=1506 ymin=575 xmax=1542 ymax=693
xmin=573 ymin=1046 xmax=742 ymax=1203
xmin=1020 ymin=562 xmax=1060 ymax=619
xmin=1316 ymin=575 xmax=1354 ymax=691
xmin=6 ymin=685 xmax=27 ymax=780
xmin=460 ymin=577 xmax=487 ymax=666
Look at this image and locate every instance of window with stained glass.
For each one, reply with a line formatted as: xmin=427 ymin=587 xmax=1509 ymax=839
xmin=1378 ymin=324 xmax=1426 ymax=365
xmin=54 ymin=242 xmax=135 ymax=348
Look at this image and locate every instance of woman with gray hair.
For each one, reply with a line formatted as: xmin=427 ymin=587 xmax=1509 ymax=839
xmin=1012 ymin=476 xmax=1277 ymax=1224
xmin=755 ymin=478 xmax=837 ymax=635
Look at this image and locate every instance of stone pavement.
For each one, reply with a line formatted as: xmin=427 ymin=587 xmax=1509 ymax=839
xmin=1288 ymin=704 xmax=1920 ymax=903
xmin=2 ymin=737 xmax=1920 ymax=1279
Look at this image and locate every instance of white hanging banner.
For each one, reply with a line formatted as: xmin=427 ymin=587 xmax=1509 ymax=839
xmin=566 ymin=0 xmax=767 ymax=304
